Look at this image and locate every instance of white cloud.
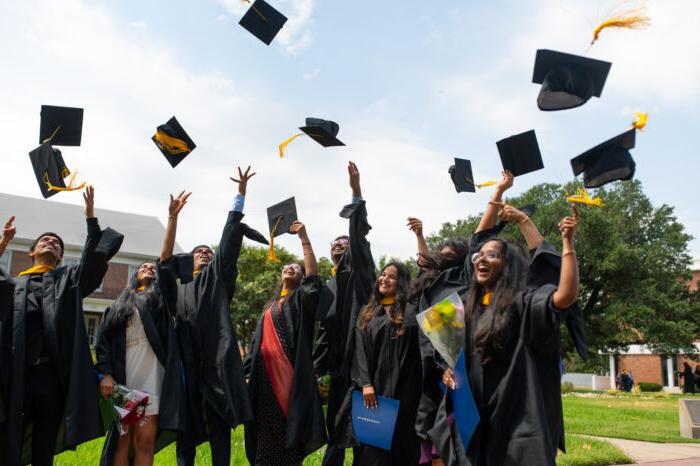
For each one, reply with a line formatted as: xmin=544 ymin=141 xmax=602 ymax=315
xmin=302 ymin=67 xmax=320 ymax=80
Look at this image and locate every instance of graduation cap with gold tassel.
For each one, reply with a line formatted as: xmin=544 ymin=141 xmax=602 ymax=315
xmin=278 ymin=118 xmax=345 ymax=158
xmin=266 ymin=197 xmax=297 ymax=263
xmin=152 ymin=116 xmax=196 ymax=168
xmin=449 ymin=158 xmax=497 ymax=193
xmin=591 ymin=1 xmax=651 ymax=46
xmin=239 ymin=0 xmax=287 ymax=45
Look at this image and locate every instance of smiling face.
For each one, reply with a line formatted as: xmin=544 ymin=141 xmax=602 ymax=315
xmin=29 ymin=234 xmax=63 ymax=265
xmin=136 ymin=262 xmax=156 ymax=287
xmin=472 ymin=240 xmax=504 ymax=291
xmin=281 ymin=263 xmax=303 ymax=287
xmin=378 ymin=265 xmax=399 ymax=298
xmin=330 ymin=237 xmax=349 ymax=264
xmin=193 ymin=246 xmax=214 ymax=271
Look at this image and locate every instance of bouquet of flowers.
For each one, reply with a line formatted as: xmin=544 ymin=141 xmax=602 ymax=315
xmin=111 ymin=385 xmax=150 ymax=435
xmin=416 ymin=292 xmax=465 ymax=368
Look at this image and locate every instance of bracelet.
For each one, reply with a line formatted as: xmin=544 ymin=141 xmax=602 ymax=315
xmin=562 ymin=250 xmax=576 ymax=257
xmin=518 ymin=216 xmax=530 ymax=224
xmin=488 ymin=200 xmax=502 ymax=206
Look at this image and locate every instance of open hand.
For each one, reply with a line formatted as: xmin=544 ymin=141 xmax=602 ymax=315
xmin=83 ymin=186 xmax=95 ymax=218
xmin=348 ymin=161 xmax=362 ymax=198
xmin=362 ymin=385 xmax=378 ymax=409
xmin=230 ymin=165 xmax=256 ymax=196
xmin=289 ymin=220 xmax=308 ymax=240
xmin=169 ymin=191 xmax=192 ymax=218
xmin=406 ymin=217 xmax=423 ymax=237
xmin=496 ymin=170 xmax=514 ymax=193
xmin=2 ymin=216 xmax=16 ymax=243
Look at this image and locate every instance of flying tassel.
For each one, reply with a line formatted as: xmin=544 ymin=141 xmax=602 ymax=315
xmin=44 ymin=170 xmax=87 ymax=193
xmin=278 ymin=133 xmax=304 ymax=158
xmin=154 ymin=129 xmax=192 ymax=155
xmin=566 ymin=187 xmax=604 ymax=207
xmin=267 ymin=216 xmax=283 ymax=263
xmin=591 ymin=2 xmax=650 ymax=45
xmin=631 ymin=111 xmax=648 ymax=130
xmin=465 ymin=176 xmax=498 ymax=189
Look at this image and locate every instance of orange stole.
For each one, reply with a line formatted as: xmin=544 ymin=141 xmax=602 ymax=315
xmin=260 ymin=304 xmax=294 ymax=418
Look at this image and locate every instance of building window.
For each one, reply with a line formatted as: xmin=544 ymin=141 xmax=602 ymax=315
xmin=63 ymin=257 xmax=103 ymax=293
xmin=85 ymin=315 xmax=99 ymax=347
xmin=0 ymin=250 xmax=11 ymax=271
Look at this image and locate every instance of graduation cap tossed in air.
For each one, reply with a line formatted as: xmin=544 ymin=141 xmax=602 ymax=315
xmin=448 ymin=158 xmax=499 ymax=193
xmin=278 ymin=118 xmax=345 ymax=158
xmin=152 ymin=116 xmax=196 ymax=168
xmin=496 ymin=130 xmax=544 ymax=177
xmin=266 ymin=197 xmax=297 ymax=262
xmin=532 ymin=50 xmax=612 ymax=111
xmin=29 ymin=105 xmax=87 ymax=199
xmin=570 ymin=129 xmax=636 ymax=188
xmin=239 ymin=0 xmax=288 ymax=45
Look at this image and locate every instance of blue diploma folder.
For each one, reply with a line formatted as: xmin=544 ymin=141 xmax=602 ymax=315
xmin=451 ymin=349 xmax=480 ymax=449
xmin=351 ymin=390 xmax=400 ymax=450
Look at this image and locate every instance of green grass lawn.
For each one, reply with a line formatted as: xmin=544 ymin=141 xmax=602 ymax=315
xmin=563 ymin=392 xmax=699 ymax=444
xmin=55 ymin=428 xmax=627 ymax=466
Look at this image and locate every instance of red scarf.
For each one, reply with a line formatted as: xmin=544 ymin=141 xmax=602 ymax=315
xmin=260 ymin=304 xmax=294 ymax=418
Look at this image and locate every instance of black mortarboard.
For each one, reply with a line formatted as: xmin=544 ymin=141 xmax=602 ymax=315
xmin=267 ymin=197 xmax=297 ymax=237
xmin=570 ymin=129 xmax=636 ymax=188
xmin=28 ymin=143 xmax=71 ymax=199
xmin=39 ymin=105 xmax=84 ymax=146
xmin=239 ymin=0 xmax=288 ymax=45
xmin=449 ymin=158 xmax=476 ymax=193
xmin=299 ymin=118 xmax=345 ymax=147
xmin=532 ymin=49 xmax=612 ymax=111
xmin=496 ymin=130 xmax=544 ymax=177
xmin=152 ymin=116 xmax=196 ymax=168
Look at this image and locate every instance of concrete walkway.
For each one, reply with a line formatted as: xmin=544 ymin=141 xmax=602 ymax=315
xmin=581 ymin=435 xmax=700 ymax=464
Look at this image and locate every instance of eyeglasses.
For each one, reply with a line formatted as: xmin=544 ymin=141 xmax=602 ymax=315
xmin=282 ymin=264 xmax=302 ymax=272
xmin=330 ymin=239 xmax=349 ymax=248
xmin=471 ymin=250 xmax=501 ymax=264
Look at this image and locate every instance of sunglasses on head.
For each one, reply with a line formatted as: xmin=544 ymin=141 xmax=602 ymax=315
xmin=331 ymin=239 xmax=349 ymax=248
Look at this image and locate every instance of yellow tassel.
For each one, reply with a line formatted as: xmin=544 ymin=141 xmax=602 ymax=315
xmin=280 ymin=288 xmax=289 ymax=297
xmin=18 ymin=264 xmax=55 ymax=276
xmin=481 ymin=292 xmax=492 ymax=306
xmin=154 ymin=129 xmax=192 ymax=155
xmin=331 ymin=266 xmax=337 ymax=277
xmin=465 ymin=177 xmax=498 ymax=189
xmin=267 ymin=216 xmax=283 ymax=263
xmin=278 ymin=133 xmax=304 ymax=158
xmin=566 ymin=187 xmax=605 ymax=207
xmin=591 ymin=3 xmax=650 ymax=45
xmin=380 ymin=297 xmax=396 ymax=305
xmin=137 ymin=285 xmax=146 ymax=291
xmin=631 ymin=111 xmax=648 ymax=130
xmin=44 ymin=170 xmax=87 ymax=193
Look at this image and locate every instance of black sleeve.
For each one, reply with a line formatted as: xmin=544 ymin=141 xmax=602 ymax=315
xmin=521 ymin=285 xmax=568 ymax=350
xmin=157 ymin=256 xmax=179 ymax=316
xmin=0 ymin=267 xmax=12 ymax=322
xmin=313 ymin=323 xmax=329 ymax=375
xmin=211 ymin=211 xmax=245 ymax=300
xmin=340 ymin=201 xmax=375 ymax=283
xmin=94 ymin=309 xmax=114 ymax=376
xmin=75 ymin=218 xmax=124 ymax=297
xmin=527 ymin=240 xmax=562 ymax=288
xmin=353 ymin=324 xmax=372 ymax=388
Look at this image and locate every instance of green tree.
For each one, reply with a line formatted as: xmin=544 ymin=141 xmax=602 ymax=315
xmin=427 ymin=180 xmax=699 ymax=364
xmin=376 ymin=255 xmax=420 ymax=279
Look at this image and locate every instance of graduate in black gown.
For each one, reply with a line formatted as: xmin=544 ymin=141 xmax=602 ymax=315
xmin=313 ymin=161 xmax=376 ymax=466
xmin=175 ymin=166 xmax=268 ymax=466
xmin=95 ymin=191 xmax=190 ymax=465
xmin=442 ymin=210 xmax=581 ymax=466
xmin=244 ymin=220 xmax=332 ymax=466
xmin=0 ymin=187 xmax=124 ymax=466
xmin=335 ymin=262 xmax=422 ymax=466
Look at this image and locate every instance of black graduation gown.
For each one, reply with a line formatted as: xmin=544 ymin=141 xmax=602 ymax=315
xmin=312 ymin=201 xmax=376 ymax=443
xmin=335 ymin=305 xmax=422 ymax=466
xmin=175 ymin=210 xmax=253 ymax=441
xmin=244 ymin=275 xmax=333 ymax=464
xmin=680 ymin=367 xmax=696 ymax=394
xmin=95 ymin=257 xmax=184 ymax=465
xmin=455 ymin=285 xmax=569 ymax=466
xmin=0 ymin=218 xmax=124 ymax=466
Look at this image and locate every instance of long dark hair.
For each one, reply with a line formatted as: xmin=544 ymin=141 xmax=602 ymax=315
xmin=104 ymin=264 xmax=161 ymax=332
xmin=409 ymin=237 xmax=469 ymax=301
xmin=464 ymin=238 xmax=528 ymax=364
xmin=359 ymin=262 xmax=412 ymax=337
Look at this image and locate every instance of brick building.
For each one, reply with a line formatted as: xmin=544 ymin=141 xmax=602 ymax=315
xmin=606 ymin=260 xmax=700 ymax=391
xmin=0 ymin=192 xmax=180 ymax=346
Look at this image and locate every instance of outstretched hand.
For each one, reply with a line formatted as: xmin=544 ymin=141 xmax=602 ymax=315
xmin=289 ymin=220 xmax=308 ymax=241
xmin=83 ymin=186 xmax=95 ymax=218
xmin=169 ymin=191 xmax=192 ymax=218
xmin=1 ymin=216 xmax=16 ymax=243
xmin=230 ymin=165 xmax=256 ymax=196
xmin=496 ymin=170 xmax=514 ymax=193
xmin=348 ymin=161 xmax=361 ymax=198
xmin=559 ymin=206 xmax=579 ymax=241
xmin=406 ymin=217 xmax=423 ymax=237
xmin=497 ymin=204 xmax=528 ymax=224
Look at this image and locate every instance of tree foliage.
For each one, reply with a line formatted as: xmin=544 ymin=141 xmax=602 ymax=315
xmin=427 ymin=180 xmax=699 ymax=360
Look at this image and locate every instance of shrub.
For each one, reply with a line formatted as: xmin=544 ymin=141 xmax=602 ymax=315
xmin=638 ymin=382 xmax=663 ymax=392
xmin=631 ymin=384 xmax=642 ymax=396
xmin=606 ymin=388 xmax=621 ymax=396
xmin=561 ymin=381 xmax=575 ymax=393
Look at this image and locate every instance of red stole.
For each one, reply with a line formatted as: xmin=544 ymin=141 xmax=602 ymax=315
xmin=260 ymin=303 xmax=294 ymax=418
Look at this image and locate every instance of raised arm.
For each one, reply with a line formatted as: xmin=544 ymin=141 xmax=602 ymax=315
xmin=161 ymin=191 xmax=190 ymax=262
xmin=407 ymin=217 xmax=430 ymax=268
xmin=497 ymin=204 xmax=543 ymax=250
xmin=290 ymin=220 xmax=317 ymax=276
xmin=0 ymin=216 xmax=16 ymax=260
xmin=552 ymin=208 xmax=580 ymax=310
xmin=475 ymin=170 xmax=513 ymax=234
xmin=341 ymin=161 xmax=375 ymax=277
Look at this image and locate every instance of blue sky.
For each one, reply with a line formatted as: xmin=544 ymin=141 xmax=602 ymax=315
xmin=1 ymin=0 xmax=699 ymax=264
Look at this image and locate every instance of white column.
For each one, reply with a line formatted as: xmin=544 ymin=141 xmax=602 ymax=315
xmin=609 ymin=355 xmax=616 ymax=388
xmin=666 ymin=357 xmax=675 ymax=388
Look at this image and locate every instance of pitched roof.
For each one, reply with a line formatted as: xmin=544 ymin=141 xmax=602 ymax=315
xmin=0 ymin=192 xmax=181 ymax=258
